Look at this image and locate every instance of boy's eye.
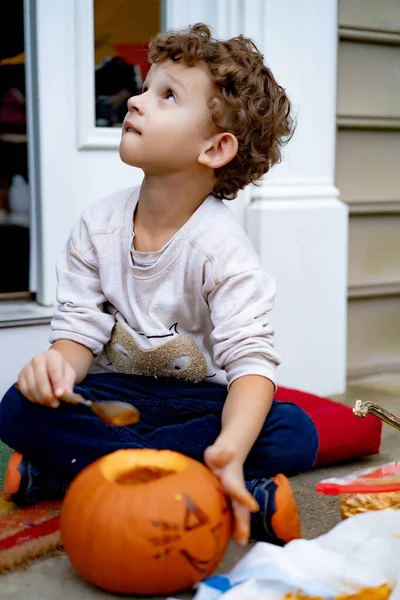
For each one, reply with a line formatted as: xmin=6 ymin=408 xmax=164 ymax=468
xmin=165 ymin=89 xmax=176 ymax=102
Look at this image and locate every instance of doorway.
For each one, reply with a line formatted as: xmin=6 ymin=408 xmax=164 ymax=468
xmin=0 ymin=0 xmax=31 ymax=299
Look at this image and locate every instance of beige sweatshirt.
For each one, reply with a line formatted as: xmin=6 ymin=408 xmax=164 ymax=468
xmin=50 ymin=186 xmax=281 ymax=388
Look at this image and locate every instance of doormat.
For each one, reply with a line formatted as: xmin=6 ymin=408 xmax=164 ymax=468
xmin=0 ymin=493 xmax=62 ymax=572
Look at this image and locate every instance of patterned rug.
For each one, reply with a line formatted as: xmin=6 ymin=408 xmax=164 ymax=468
xmin=0 ymin=494 xmax=62 ymax=572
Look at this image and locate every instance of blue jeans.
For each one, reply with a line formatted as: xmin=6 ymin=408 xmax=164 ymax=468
xmin=0 ymin=373 xmax=319 ymax=482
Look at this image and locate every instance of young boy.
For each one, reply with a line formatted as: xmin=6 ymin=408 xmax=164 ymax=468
xmin=0 ymin=24 xmax=318 ymax=546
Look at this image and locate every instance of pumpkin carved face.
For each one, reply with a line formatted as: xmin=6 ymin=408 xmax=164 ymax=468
xmin=60 ymin=449 xmax=233 ymax=595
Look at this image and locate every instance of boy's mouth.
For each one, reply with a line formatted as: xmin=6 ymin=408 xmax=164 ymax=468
xmin=123 ymin=121 xmax=141 ymax=135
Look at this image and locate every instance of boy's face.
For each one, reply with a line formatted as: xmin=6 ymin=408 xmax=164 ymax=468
xmin=119 ymin=60 xmax=216 ymax=173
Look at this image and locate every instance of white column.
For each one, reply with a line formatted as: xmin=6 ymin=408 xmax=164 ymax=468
xmin=164 ymin=0 xmax=248 ymax=225
xmin=245 ymin=0 xmax=348 ymax=396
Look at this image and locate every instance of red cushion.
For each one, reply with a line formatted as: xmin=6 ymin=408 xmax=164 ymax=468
xmin=274 ymin=386 xmax=382 ymax=466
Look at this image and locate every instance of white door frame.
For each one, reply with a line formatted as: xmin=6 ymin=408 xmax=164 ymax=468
xmin=24 ymin=0 xmax=40 ymax=293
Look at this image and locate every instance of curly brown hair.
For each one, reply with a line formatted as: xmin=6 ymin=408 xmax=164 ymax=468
xmin=148 ymin=23 xmax=294 ymax=200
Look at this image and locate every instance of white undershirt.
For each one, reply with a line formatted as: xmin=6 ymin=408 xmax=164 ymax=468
xmin=130 ymin=230 xmax=176 ymax=269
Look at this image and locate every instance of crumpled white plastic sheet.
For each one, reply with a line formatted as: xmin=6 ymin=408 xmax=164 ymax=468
xmin=168 ymin=509 xmax=400 ymax=600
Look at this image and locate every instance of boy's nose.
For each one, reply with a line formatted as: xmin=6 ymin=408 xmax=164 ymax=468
xmin=127 ymin=94 xmax=145 ymax=115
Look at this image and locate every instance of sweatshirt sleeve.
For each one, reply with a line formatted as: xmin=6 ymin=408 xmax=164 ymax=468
xmin=49 ymin=218 xmax=115 ymax=355
xmin=206 ymin=267 xmax=281 ymax=389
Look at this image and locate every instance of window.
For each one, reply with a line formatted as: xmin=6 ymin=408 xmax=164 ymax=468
xmin=0 ymin=0 xmax=31 ymax=298
xmin=93 ymin=0 xmax=161 ymax=128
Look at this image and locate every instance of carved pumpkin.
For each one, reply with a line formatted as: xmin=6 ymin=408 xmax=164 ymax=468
xmin=60 ymin=449 xmax=233 ymax=595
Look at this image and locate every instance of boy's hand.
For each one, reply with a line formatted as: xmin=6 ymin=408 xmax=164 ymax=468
xmin=17 ymin=349 xmax=76 ymax=408
xmin=204 ymin=443 xmax=259 ymax=546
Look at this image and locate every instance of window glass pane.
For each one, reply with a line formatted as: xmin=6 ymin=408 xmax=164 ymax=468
xmin=94 ymin=0 xmax=161 ymax=127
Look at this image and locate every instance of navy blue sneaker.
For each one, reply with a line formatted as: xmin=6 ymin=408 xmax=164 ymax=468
xmin=246 ymin=474 xmax=301 ymax=545
xmin=3 ymin=451 xmax=69 ymax=505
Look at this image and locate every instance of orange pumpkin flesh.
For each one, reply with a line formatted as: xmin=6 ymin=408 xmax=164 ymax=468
xmin=60 ymin=449 xmax=233 ymax=595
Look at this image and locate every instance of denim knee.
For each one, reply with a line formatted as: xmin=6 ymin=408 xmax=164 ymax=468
xmin=0 ymin=383 xmax=26 ymax=450
xmin=248 ymin=400 xmax=320 ymax=478
xmin=278 ymin=401 xmax=319 ymax=473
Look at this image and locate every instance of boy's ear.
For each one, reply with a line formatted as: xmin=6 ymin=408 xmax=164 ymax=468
xmin=198 ymin=132 xmax=238 ymax=170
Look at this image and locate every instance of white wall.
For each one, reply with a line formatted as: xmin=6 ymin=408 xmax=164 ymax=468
xmin=245 ymin=0 xmax=348 ymax=396
xmin=0 ymin=325 xmax=50 ymax=398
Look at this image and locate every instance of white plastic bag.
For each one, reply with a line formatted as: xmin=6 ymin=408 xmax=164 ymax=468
xmin=169 ymin=509 xmax=400 ymax=599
